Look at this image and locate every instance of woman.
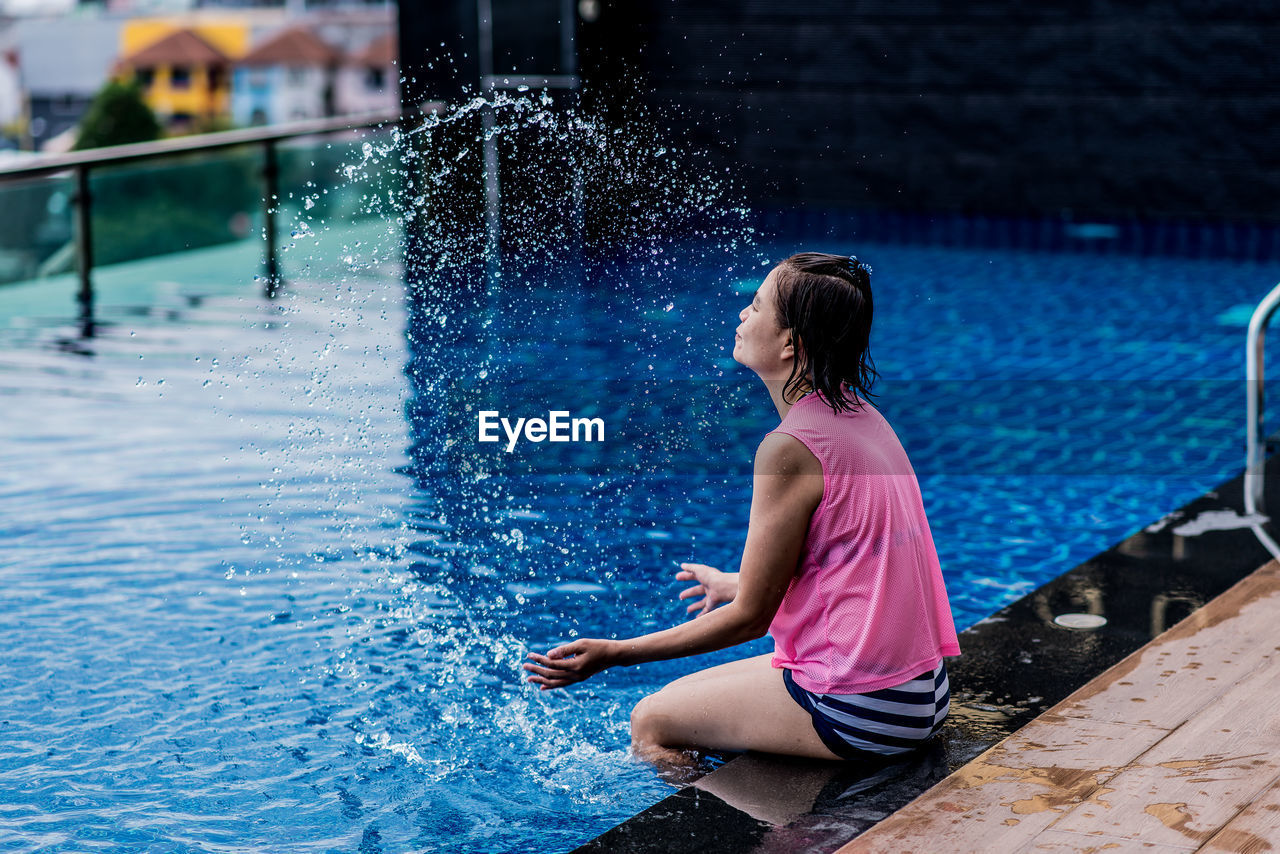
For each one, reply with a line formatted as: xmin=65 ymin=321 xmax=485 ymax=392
xmin=523 ymin=252 xmax=960 ymax=767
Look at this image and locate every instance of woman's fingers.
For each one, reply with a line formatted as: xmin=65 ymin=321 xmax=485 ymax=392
xmin=523 ymin=660 xmax=574 ymax=678
xmin=524 ymin=646 xmax=587 ymax=681
xmin=525 ymin=651 xmax=576 ymax=671
xmin=677 ymin=584 xmax=705 ymax=601
xmin=523 ymin=658 xmax=580 ymax=689
xmin=678 ymin=563 xmax=716 ymax=575
xmin=524 ymin=669 xmax=572 ymax=689
xmin=546 ymin=640 xmax=584 ymax=660
xmin=524 ymin=648 xmax=590 ymax=690
xmin=523 ymin=638 xmax=614 ymax=691
xmin=527 ymin=676 xmax=571 ymax=690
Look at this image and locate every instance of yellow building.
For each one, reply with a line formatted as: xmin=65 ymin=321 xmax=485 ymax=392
xmin=115 ymin=20 xmax=249 ymax=131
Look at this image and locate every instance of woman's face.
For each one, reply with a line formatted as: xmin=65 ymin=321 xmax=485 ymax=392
xmin=732 ymin=267 xmax=794 ymax=378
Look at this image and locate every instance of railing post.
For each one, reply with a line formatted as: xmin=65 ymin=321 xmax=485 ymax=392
xmin=262 ymin=138 xmax=280 ymax=299
xmin=477 ymin=0 xmax=501 ymax=286
xmin=561 ymin=0 xmax=583 ymax=258
xmin=73 ymin=164 xmax=94 ymax=329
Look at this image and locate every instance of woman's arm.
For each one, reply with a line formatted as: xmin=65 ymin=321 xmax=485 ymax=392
xmin=523 ymin=432 xmax=823 ymax=689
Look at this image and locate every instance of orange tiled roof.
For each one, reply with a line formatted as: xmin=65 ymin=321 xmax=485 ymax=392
xmin=348 ymin=32 xmax=396 ymax=66
xmin=119 ymin=28 xmax=228 ymax=68
xmin=241 ymin=27 xmax=340 ymax=66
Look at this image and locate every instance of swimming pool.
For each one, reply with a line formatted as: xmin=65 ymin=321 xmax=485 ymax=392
xmin=1 ymin=216 xmax=1278 ymax=851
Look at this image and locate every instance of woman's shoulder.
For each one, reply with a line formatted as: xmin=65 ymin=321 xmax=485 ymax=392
xmin=755 ymin=430 xmax=823 ymax=477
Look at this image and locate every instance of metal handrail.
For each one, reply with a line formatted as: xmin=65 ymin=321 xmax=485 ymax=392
xmin=0 ymin=111 xmax=401 ymax=181
xmin=0 ymin=110 xmax=403 ymax=316
xmin=1243 ymin=282 xmax=1280 ymax=564
xmin=1246 ymin=282 xmax=1280 ymax=515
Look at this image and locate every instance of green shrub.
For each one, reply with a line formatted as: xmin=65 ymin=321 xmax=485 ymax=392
xmin=73 ymin=80 xmax=161 ymax=151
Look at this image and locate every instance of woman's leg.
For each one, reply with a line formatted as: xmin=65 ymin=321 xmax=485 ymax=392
xmin=630 ymin=652 xmax=843 ymax=767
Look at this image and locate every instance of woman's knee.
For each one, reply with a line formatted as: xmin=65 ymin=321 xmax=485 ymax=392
xmin=630 ymin=690 xmax=676 ymax=749
xmin=629 ymin=692 xmax=659 ymax=745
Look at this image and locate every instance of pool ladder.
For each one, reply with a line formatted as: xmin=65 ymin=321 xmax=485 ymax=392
xmin=1245 ymin=283 xmax=1280 ymax=560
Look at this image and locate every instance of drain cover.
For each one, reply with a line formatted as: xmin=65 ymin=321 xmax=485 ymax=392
xmin=1054 ymin=613 xmax=1108 ymax=630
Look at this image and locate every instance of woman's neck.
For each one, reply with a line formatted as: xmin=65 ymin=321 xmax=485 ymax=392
xmin=766 ymin=381 xmax=814 ymax=420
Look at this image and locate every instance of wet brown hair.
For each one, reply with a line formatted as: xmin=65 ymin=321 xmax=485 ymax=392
xmin=772 ymin=251 xmax=878 ymax=414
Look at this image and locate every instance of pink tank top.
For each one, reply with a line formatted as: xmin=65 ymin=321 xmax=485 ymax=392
xmin=767 ymin=390 xmax=960 ymax=694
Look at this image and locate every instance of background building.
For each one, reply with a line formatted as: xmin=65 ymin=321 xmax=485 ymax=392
xmin=231 ymin=25 xmax=337 ymax=125
xmin=334 ymin=30 xmax=393 ymax=116
xmin=0 ymin=48 xmax=21 ymax=143
xmin=115 ymin=20 xmax=247 ymax=131
xmin=0 ymin=0 xmax=76 ymax=14
xmin=0 ymin=0 xmax=393 ymax=150
xmin=0 ymin=14 xmax=123 ymax=150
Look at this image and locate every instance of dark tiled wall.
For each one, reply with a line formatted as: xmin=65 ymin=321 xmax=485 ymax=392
xmin=580 ymin=1 xmax=1280 ymax=221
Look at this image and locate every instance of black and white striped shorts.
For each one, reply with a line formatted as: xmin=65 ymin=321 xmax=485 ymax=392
xmin=782 ymin=661 xmax=950 ymax=759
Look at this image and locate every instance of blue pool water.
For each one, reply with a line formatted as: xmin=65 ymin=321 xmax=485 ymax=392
xmin=2 ymin=218 xmax=1279 ymax=853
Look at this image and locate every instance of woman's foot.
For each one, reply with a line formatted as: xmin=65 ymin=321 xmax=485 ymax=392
xmin=629 ymin=742 xmax=707 ymax=785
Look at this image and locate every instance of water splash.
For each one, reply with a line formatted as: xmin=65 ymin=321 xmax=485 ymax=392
xmin=228 ymin=86 xmax=761 ymax=843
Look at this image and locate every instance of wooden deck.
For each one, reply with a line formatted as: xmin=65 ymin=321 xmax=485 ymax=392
xmin=839 ymin=559 xmax=1280 ymax=853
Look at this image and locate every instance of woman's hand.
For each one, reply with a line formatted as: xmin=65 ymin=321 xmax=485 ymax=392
xmin=676 ymin=563 xmax=740 ymax=617
xmin=523 ymin=638 xmax=619 ymax=690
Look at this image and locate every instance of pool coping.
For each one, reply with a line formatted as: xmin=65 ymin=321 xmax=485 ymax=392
xmin=837 ymin=555 xmax=1280 ymax=851
xmin=572 ymin=458 xmax=1280 ymax=853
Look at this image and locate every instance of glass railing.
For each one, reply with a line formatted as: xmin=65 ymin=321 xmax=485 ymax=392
xmin=0 ymin=172 xmax=75 ymax=285
xmin=0 ymin=113 xmax=400 ymax=320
